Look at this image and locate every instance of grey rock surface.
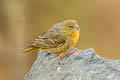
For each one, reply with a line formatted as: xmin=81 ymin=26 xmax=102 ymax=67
xmin=24 ymin=48 xmax=120 ymax=80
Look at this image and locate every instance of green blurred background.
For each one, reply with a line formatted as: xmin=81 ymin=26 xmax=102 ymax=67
xmin=0 ymin=0 xmax=120 ymax=80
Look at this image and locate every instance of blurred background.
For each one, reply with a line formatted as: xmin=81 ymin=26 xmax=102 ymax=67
xmin=0 ymin=0 xmax=120 ymax=80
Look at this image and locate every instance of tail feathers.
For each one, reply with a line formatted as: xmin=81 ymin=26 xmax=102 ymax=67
xmin=19 ymin=46 xmax=40 ymax=56
xmin=22 ymin=47 xmax=37 ymax=56
xmin=19 ymin=47 xmax=35 ymax=56
xmin=24 ymin=47 xmax=35 ymax=53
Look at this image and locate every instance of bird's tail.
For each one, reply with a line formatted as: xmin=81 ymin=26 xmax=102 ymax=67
xmin=24 ymin=47 xmax=35 ymax=53
xmin=22 ymin=46 xmax=39 ymax=56
xmin=19 ymin=45 xmax=40 ymax=56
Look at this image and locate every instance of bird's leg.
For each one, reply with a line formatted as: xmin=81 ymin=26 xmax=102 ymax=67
xmin=55 ymin=53 xmax=59 ymax=56
xmin=60 ymin=52 xmax=66 ymax=59
xmin=60 ymin=49 xmax=79 ymax=59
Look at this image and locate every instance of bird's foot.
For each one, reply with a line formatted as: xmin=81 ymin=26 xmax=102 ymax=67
xmin=60 ymin=49 xmax=79 ymax=59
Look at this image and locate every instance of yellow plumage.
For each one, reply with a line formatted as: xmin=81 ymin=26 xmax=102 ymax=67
xmin=24 ymin=20 xmax=80 ymax=56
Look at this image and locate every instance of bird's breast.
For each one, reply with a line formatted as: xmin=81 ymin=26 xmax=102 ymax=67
xmin=71 ymin=30 xmax=79 ymax=46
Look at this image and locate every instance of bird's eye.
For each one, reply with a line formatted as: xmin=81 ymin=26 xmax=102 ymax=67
xmin=69 ymin=25 xmax=73 ymax=28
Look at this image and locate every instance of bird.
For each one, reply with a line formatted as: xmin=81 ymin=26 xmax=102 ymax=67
xmin=24 ymin=20 xmax=80 ymax=57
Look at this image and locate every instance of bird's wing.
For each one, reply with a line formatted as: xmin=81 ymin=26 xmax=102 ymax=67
xmin=29 ymin=30 xmax=66 ymax=49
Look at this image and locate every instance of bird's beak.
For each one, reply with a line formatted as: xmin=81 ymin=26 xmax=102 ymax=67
xmin=73 ymin=24 xmax=80 ymax=31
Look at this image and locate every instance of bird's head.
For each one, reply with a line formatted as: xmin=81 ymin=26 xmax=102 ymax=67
xmin=61 ymin=20 xmax=80 ymax=35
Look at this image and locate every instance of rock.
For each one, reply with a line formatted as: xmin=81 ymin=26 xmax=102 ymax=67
xmin=24 ymin=48 xmax=120 ymax=80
